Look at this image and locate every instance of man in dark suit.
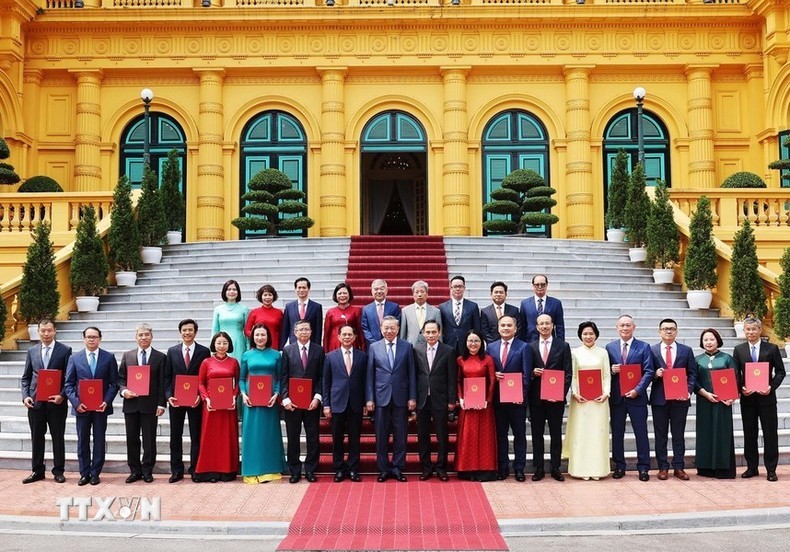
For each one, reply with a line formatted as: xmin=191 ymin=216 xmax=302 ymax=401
xmin=64 ymin=326 xmax=118 ymax=486
xmin=280 ymin=277 xmax=323 ymax=347
xmin=439 ymin=275 xmax=481 ymax=355
xmin=733 ymin=317 xmax=786 ymax=482
xmin=414 ymin=319 xmax=457 ymax=481
xmin=400 ymin=280 xmax=441 ymax=346
xmin=606 ymin=314 xmax=654 ymax=481
xmin=480 ymin=281 xmax=519 ymax=344
xmin=519 ymin=274 xmax=565 ymax=343
xmin=281 ymin=319 xmax=325 ymax=483
xmin=489 ymin=315 xmax=531 ymax=481
xmin=118 ymin=323 xmax=167 ymax=483
xmin=528 ymin=313 xmax=572 ymax=482
xmin=649 ymin=318 xmax=698 ymax=481
xmin=20 ymin=319 xmax=72 ymax=484
xmin=322 ymin=324 xmax=368 ymax=482
xmin=361 ymin=278 xmax=401 ymax=349
xmin=366 ymin=315 xmax=416 ymax=482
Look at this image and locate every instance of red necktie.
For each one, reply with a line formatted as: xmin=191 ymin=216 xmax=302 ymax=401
xmin=344 ymin=349 xmax=352 ymax=376
xmin=301 ymin=345 xmax=308 ymax=369
xmin=501 ymin=340 xmax=509 ymax=366
xmin=542 ymin=340 xmax=550 ymax=365
xmin=377 ymin=303 xmax=384 ymax=323
xmin=299 ymin=302 xmax=306 ymax=319
xmin=184 ymin=347 xmax=191 ymax=367
xmin=665 ymin=345 xmax=672 ymax=369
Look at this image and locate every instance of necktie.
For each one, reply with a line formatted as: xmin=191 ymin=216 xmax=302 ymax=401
xmin=184 ymin=346 xmax=191 ymax=367
xmin=299 ymin=302 xmax=306 ymax=319
xmin=496 ymin=305 xmax=502 ymax=319
xmin=301 ymin=345 xmax=308 ymax=369
xmin=501 ymin=340 xmax=509 ymax=366
xmin=344 ymin=349 xmax=352 ymax=376
xmin=89 ymin=352 xmax=97 ymax=376
xmin=542 ymin=340 xmax=550 ymax=365
xmin=454 ymin=302 xmax=462 ymax=325
xmin=43 ymin=346 xmax=51 ymax=369
xmin=377 ymin=303 xmax=384 ymax=323
xmin=387 ymin=341 xmax=395 ymax=368
xmin=537 ymin=298 xmax=544 ymax=315
xmin=621 ymin=342 xmax=628 ymax=364
xmin=428 ymin=346 xmax=435 ymax=370
xmin=417 ymin=306 xmax=425 ymax=329
xmin=751 ymin=345 xmax=757 ymax=363
xmin=665 ymin=345 xmax=672 ymax=369
xmin=141 ymin=349 xmax=147 ymax=365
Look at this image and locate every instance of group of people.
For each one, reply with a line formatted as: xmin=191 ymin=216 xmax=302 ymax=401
xmin=19 ymin=273 xmax=786 ymax=486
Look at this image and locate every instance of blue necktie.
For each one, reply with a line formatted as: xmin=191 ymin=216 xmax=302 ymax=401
xmin=141 ymin=349 xmax=147 ymax=365
xmin=537 ymin=298 xmax=544 ymax=315
xmin=89 ymin=352 xmax=97 ymax=376
xmin=387 ymin=342 xmax=395 ymax=369
xmin=751 ymin=345 xmax=757 ymax=363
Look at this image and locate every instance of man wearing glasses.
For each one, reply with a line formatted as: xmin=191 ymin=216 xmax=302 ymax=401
xmin=519 ymin=274 xmax=565 ymax=343
xmin=649 ymin=319 xmax=698 ymax=481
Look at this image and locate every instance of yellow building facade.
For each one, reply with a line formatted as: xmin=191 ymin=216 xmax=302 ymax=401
xmin=1 ymin=0 xmax=790 ymax=242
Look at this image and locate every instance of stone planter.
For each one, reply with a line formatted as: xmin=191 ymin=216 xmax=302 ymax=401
xmin=686 ymin=290 xmax=713 ymax=310
xmin=628 ymin=247 xmax=646 ymax=263
xmin=115 ymin=271 xmax=138 ymax=287
xmin=652 ymin=268 xmax=675 ymax=284
xmin=166 ymin=231 xmax=182 ymax=245
xmin=75 ymin=296 xmax=100 ymax=313
xmin=606 ymin=228 xmax=625 ymax=243
xmin=734 ymin=321 xmax=745 ymax=338
xmin=27 ymin=324 xmax=40 ymax=341
xmin=140 ymin=246 xmax=163 ymax=264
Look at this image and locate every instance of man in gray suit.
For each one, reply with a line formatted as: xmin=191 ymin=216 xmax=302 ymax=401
xmin=400 ymin=280 xmax=441 ymax=346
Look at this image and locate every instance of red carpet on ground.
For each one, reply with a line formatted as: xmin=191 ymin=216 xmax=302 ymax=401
xmin=277 ymin=479 xmax=508 ymax=551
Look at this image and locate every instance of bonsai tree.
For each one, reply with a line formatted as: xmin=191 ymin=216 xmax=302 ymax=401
xmin=729 ymin=219 xmax=767 ymax=320
xmin=773 ymin=247 xmax=790 ymax=342
xmin=137 ymin=165 xmax=167 ymax=247
xmin=70 ymin=205 xmax=109 ymax=297
xmin=624 ymin=163 xmax=650 ymax=247
xmin=232 ymin=168 xmax=314 ymax=236
xmin=19 ymin=221 xmax=60 ymax=324
xmin=17 ymin=176 xmax=63 ymax=193
xmin=721 ymin=171 xmax=766 ymax=188
xmin=519 ymin=170 xmax=559 ymax=231
xmin=606 ymin=149 xmax=629 ymax=229
xmin=160 ymin=149 xmax=186 ymax=233
xmin=482 ymin=170 xmax=528 ymax=234
xmin=683 ymin=195 xmax=718 ymax=291
xmin=108 ymin=176 xmax=142 ymax=272
xmin=0 ymin=137 xmax=21 ymax=186
xmin=645 ymin=181 xmax=680 ymax=269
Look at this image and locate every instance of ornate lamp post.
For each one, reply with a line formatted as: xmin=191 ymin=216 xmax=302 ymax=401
xmin=140 ymin=88 xmax=154 ymax=167
xmin=633 ymin=86 xmax=646 ymax=165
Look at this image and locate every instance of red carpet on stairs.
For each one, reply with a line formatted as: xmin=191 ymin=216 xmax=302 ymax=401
xmin=277 ymin=480 xmax=508 ymax=551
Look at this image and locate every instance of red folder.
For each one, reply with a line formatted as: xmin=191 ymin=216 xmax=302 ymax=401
xmin=174 ymin=374 xmax=199 ymax=406
xmin=578 ymin=369 xmax=602 ymax=400
xmin=79 ymin=379 xmax=103 ymax=411
xmin=463 ymin=377 xmax=486 ymax=409
xmin=744 ymin=362 xmax=770 ymax=392
xmin=127 ymin=365 xmax=150 ymax=396
xmin=711 ymin=368 xmax=739 ymax=402
xmin=663 ymin=368 xmax=689 ymax=401
xmin=209 ymin=377 xmax=234 ymax=410
xmin=499 ymin=373 xmax=523 ymax=403
xmin=36 ymin=369 xmax=62 ymax=402
xmin=289 ymin=378 xmax=313 ymax=409
xmin=249 ymin=374 xmax=273 ymax=407
xmin=540 ymin=369 xmax=565 ymax=402
xmin=619 ymin=364 xmax=642 ymax=396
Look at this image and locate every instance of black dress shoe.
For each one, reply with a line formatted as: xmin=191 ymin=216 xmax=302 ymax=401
xmin=90 ymin=475 xmax=101 ymax=486
xmin=289 ymin=474 xmax=301 ymax=484
xmin=393 ymin=472 xmax=407 ymax=482
xmin=741 ymin=468 xmax=759 ymax=479
xmin=169 ymin=473 xmax=183 ymax=483
xmin=551 ymin=469 xmax=565 ymax=482
xmin=511 ymin=470 xmax=523 ymax=482
xmin=530 ymin=469 xmax=544 ymax=482
xmin=54 ymin=474 xmax=66 ymax=484
xmin=78 ymin=476 xmax=90 ymax=486
xmin=767 ymin=472 xmax=778 ymax=482
xmin=22 ymin=473 xmax=45 ymax=484
xmin=419 ymin=470 xmax=433 ymax=481
xmin=305 ymin=472 xmax=317 ymax=483
xmin=377 ymin=472 xmax=389 ymax=483
xmin=349 ymin=471 xmax=361 ymax=482
xmin=125 ymin=473 xmax=143 ymax=484
xmin=333 ymin=471 xmax=345 ymax=483
xmin=612 ymin=469 xmax=625 ymax=479
xmin=143 ymin=474 xmax=154 ymax=483
xmin=496 ymin=471 xmax=509 ymax=481
xmin=638 ymin=471 xmax=649 ymax=482
xmin=437 ymin=471 xmax=449 ymax=482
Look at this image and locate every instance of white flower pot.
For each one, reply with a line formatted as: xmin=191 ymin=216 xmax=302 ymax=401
xmin=606 ymin=228 xmax=625 ymax=243
xmin=140 ymin=246 xmax=162 ymax=264
xmin=652 ymin=268 xmax=675 ymax=284
xmin=734 ymin=321 xmax=745 ymax=338
xmin=628 ymin=247 xmax=646 ymax=263
xmin=166 ymin=231 xmax=182 ymax=245
xmin=115 ymin=271 xmax=137 ymax=287
xmin=75 ymin=296 xmax=100 ymax=313
xmin=27 ymin=324 xmax=40 ymax=341
xmin=686 ymin=289 xmax=713 ymax=310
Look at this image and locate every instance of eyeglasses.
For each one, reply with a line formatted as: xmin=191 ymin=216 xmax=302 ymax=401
xmin=660 ymin=327 xmax=677 ymax=332
xmin=533 ymin=282 xmax=547 ymax=287
xmin=84 ymin=335 xmax=100 ymax=339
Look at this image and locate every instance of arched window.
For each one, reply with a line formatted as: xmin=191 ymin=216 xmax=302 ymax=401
xmin=120 ymin=113 xmax=186 ymax=189
xmin=239 ymin=110 xmax=308 ymax=238
xmin=603 ymin=109 xmax=670 ymax=189
xmin=481 ymin=110 xmax=550 ymax=236
xmin=776 ymin=130 xmax=790 ymax=188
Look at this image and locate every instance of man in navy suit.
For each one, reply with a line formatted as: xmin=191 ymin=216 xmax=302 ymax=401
xmin=489 ymin=315 xmax=531 ymax=481
xmin=439 ymin=275 xmax=481 ymax=355
xmin=414 ymin=319 xmax=457 ymax=481
xmin=280 ymin=277 xmax=323 ymax=348
xmin=606 ymin=314 xmax=654 ymax=481
xmin=733 ymin=317 xmax=786 ymax=482
xmin=519 ymin=274 xmax=565 ymax=343
xmin=649 ymin=318 xmax=698 ymax=481
xmin=361 ymin=279 xmax=401 ymax=349
xmin=322 ymin=324 xmax=368 ymax=482
xmin=281 ymin=319 xmax=325 ymax=483
xmin=164 ymin=318 xmax=211 ymax=483
xmin=20 ymin=319 xmax=72 ymax=484
xmin=528 ymin=314 xmax=572 ymax=482
xmin=118 ymin=323 xmax=167 ymax=484
xmin=480 ymin=281 xmax=519 ymax=344
xmin=366 ymin=316 xmax=416 ymax=482
xmin=64 ymin=326 xmax=118 ymax=486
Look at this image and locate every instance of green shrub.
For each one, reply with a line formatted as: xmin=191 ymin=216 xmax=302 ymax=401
xmin=160 ymin=149 xmax=185 ymax=233
xmin=774 ymin=247 xmax=790 ymax=340
xmin=19 ymin=222 xmax=60 ymax=324
xmin=70 ymin=205 xmax=109 ymax=296
xmin=729 ymin=219 xmax=767 ymax=320
xmin=624 ymin=163 xmax=650 ymax=247
xmin=683 ymin=196 xmax=717 ymax=290
xmin=18 ymin=176 xmax=63 ymax=193
xmin=646 ymin=181 xmax=680 ymax=269
xmin=232 ymin=168 xmax=314 ymax=236
xmin=721 ymin=171 xmax=766 ymax=189
xmin=0 ymin=137 xmax=20 ymax=186
xmin=137 ymin=165 xmax=167 ymax=247
xmin=606 ymin=149 xmax=629 ymax=229
xmin=108 ymin=176 xmax=141 ymax=272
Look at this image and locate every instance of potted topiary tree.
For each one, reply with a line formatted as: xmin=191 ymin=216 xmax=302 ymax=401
xmin=683 ymin=195 xmax=717 ymax=309
xmin=137 ymin=165 xmax=167 ymax=263
xmin=605 ymin=149 xmax=629 ymax=242
xmin=0 ymin=137 xmax=21 ymax=187
xmin=773 ymin=247 xmax=790 ymax=357
xmin=646 ymin=181 xmax=679 ymax=284
xmin=729 ymin=218 xmax=767 ymax=336
xmin=108 ymin=176 xmax=141 ymax=286
xmin=232 ymin=168 xmax=314 ymax=237
xmin=624 ymin=163 xmax=650 ymax=262
xmin=70 ymin=205 xmax=110 ymax=312
xmin=160 ymin=149 xmax=186 ymax=245
xmin=482 ymin=169 xmax=528 ymax=235
xmin=519 ymin=170 xmax=559 ymax=235
xmin=19 ymin=222 xmax=60 ymax=340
